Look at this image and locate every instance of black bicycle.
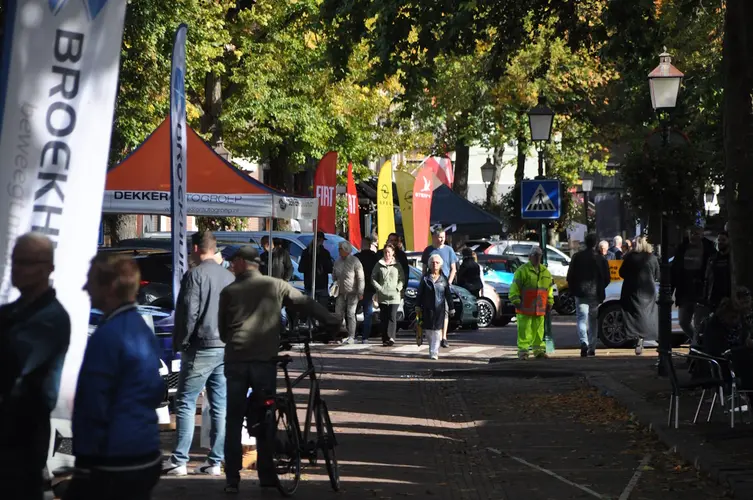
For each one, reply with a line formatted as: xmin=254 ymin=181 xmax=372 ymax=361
xmin=266 ymin=333 xmax=340 ymax=496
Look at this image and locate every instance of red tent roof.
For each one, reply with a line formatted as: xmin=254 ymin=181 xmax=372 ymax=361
xmin=106 ymin=119 xmax=276 ymax=195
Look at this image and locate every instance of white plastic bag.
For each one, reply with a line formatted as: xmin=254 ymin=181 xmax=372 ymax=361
xmin=201 ymin=389 xmax=257 ymax=449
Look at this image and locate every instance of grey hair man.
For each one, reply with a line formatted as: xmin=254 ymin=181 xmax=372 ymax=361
xmin=610 ymin=235 xmax=624 ymax=260
xmin=333 ymin=240 xmax=365 ymax=344
xmin=0 ymin=233 xmax=70 ymax=500
xmin=598 ymin=240 xmax=616 ymax=261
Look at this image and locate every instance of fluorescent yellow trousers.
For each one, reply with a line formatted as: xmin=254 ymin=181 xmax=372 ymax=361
xmin=516 ymin=314 xmax=545 ymax=354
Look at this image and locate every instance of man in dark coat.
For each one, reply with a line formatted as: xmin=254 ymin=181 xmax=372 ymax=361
xmin=0 ymin=233 xmax=70 ymax=500
xmin=356 ymin=237 xmax=379 ymax=342
xmin=671 ymin=225 xmax=716 ymax=342
xmin=567 ymin=233 xmax=610 ymax=357
xmin=299 ymin=231 xmax=333 ymax=301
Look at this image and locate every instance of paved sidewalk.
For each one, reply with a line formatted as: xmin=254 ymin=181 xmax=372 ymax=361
xmin=154 ymin=356 xmax=501 ymax=499
xmin=449 ymin=353 xmax=753 ymax=498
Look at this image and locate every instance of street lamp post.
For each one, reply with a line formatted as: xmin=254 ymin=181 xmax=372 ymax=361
xmin=480 ymin=157 xmax=495 ymax=186
xmin=648 ymin=47 xmax=684 ymax=376
xmin=581 ymin=179 xmax=594 ymax=231
xmin=527 ymin=99 xmax=555 ymax=266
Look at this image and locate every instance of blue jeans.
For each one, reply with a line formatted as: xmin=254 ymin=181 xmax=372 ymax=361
xmin=224 ymin=362 xmax=277 ymax=486
xmin=171 ymin=347 xmax=226 ymax=466
xmin=575 ymin=297 xmax=600 ymax=349
xmin=361 ymin=292 xmax=374 ymax=339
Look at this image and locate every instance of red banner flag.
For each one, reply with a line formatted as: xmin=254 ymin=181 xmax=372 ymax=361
xmin=314 ymin=151 xmax=338 ymax=233
xmin=346 ymin=163 xmax=362 ymax=250
xmin=412 ymin=164 xmax=435 ymax=251
xmin=424 ymin=155 xmax=454 ymax=188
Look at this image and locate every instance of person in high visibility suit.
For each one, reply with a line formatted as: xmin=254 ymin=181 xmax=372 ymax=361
xmin=509 ymin=246 xmax=555 ymax=359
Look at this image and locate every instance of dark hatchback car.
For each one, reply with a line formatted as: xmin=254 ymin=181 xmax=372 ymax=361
xmin=96 ymin=247 xmax=174 ymax=307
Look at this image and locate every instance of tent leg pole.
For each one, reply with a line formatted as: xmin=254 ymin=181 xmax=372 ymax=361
xmin=268 ymin=217 xmax=273 ymax=273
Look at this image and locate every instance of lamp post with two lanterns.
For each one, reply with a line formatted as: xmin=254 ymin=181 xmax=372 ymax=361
xmin=648 ymin=47 xmax=684 ymax=376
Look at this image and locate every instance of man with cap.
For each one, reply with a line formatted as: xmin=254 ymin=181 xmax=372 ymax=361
xmin=508 ymin=246 xmax=555 ymax=359
xmin=299 ymin=231 xmax=334 ymax=302
xmin=219 ymin=246 xmax=337 ymax=494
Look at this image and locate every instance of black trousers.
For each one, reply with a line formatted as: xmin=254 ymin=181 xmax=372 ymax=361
xmin=0 ymin=410 xmax=50 ymax=500
xmin=379 ymin=303 xmax=399 ymax=342
xmin=63 ymin=461 xmax=161 ymax=500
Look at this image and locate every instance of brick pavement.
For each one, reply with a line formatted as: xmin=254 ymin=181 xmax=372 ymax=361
xmin=153 ymin=354 xmax=502 ymax=499
xmin=454 ymin=372 xmax=728 ymax=499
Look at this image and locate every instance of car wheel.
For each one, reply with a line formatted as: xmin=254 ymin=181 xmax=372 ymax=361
xmin=554 ymin=290 xmax=576 ymax=316
xmin=598 ymin=303 xmax=633 ymax=348
xmin=476 ymin=298 xmax=496 ymax=328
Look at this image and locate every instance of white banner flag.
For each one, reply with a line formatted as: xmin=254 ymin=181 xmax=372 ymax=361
xmin=170 ymin=24 xmax=188 ymax=305
xmin=0 ymin=0 xmax=128 ymax=469
xmin=272 ymin=194 xmax=319 ymax=220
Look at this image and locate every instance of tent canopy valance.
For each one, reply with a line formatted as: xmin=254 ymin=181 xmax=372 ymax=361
xmin=103 ymin=119 xmax=316 ymax=219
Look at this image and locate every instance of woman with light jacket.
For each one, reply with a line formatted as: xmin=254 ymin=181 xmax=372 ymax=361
xmin=416 ymin=253 xmax=455 ymax=360
xmin=371 ymin=244 xmax=405 ymax=346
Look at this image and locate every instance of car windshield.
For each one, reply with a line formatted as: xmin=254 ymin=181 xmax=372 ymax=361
xmin=297 ymin=234 xmax=353 ymax=260
xmin=409 ymin=266 xmax=422 ymax=280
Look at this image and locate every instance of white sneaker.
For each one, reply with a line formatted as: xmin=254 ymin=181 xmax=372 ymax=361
xmin=430 ymin=354 xmax=439 ymax=360
xmin=194 ymin=460 xmax=222 ymax=476
xmin=162 ymin=458 xmax=187 ymax=476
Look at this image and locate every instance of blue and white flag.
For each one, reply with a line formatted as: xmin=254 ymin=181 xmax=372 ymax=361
xmin=0 ymin=0 xmax=128 ymax=469
xmin=170 ymin=23 xmax=188 ymax=305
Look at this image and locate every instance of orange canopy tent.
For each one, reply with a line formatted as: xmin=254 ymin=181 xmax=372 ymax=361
xmin=102 ymin=119 xmax=315 ymax=218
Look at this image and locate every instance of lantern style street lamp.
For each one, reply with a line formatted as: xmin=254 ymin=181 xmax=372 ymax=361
xmin=648 ymin=48 xmax=683 ymax=377
xmin=480 ymin=157 xmax=495 ymax=186
xmin=581 ymin=179 xmax=593 ymax=231
xmin=528 ymin=100 xmax=555 ymax=144
xmin=648 ymin=48 xmax=685 ymax=111
xmin=214 ymin=139 xmax=231 ymax=161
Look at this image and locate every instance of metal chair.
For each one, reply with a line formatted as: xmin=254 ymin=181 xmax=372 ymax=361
xmin=661 ymin=349 xmax=726 ymax=429
xmin=724 ymin=347 xmax=753 ymax=428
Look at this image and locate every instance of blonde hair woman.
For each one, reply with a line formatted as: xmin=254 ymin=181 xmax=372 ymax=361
xmin=415 ymin=253 xmax=455 ymax=359
xmin=619 ymin=236 xmax=659 ymax=355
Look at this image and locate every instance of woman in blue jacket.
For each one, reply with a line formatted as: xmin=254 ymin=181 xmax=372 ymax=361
xmin=65 ymin=254 xmax=165 ymax=500
xmin=415 ymin=254 xmax=455 ymax=360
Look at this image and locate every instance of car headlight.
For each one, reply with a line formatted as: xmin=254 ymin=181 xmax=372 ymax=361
xmin=405 ymin=288 xmax=417 ymax=298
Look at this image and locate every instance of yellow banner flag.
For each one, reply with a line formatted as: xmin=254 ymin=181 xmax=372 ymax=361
xmin=395 ymin=171 xmax=415 ymax=251
xmin=376 ymin=160 xmax=396 ymax=248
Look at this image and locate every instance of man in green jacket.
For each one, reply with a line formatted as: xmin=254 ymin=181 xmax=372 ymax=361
xmin=218 ymin=246 xmax=336 ymax=494
xmin=509 ymin=247 xmax=554 ymax=359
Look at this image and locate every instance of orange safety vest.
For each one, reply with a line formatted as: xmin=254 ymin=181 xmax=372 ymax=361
xmin=515 ymin=288 xmax=550 ymax=316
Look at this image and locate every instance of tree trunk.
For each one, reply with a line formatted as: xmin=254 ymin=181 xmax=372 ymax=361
xmin=453 ymin=138 xmax=470 ymax=198
xmin=485 ymin=146 xmax=504 ymax=205
xmin=268 ymin=144 xmax=291 ymax=190
xmin=515 ymin=136 xmax=526 ymax=184
xmin=200 ymin=71 xmax=223 ymax=143
xmin=103 ymin=214 xmax=138 ymax=245
xmin=723 ymin=0 xmax=753 ymax=291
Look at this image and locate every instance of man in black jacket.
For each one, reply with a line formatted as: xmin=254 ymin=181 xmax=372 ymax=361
xmin=0 ymin=233 xmax=70 ymax=500
xmin=270 ymin=238 xmax=293 ymax=281
xmin=567 ymin=233 xmax=610 ymax=357
xmin=356 ymin=237 xmax=379 ymax=342
xmin=705 ymin=230 xmax=732 ymax=313
xmin=299 ymin=231 xmax=333 ymax=301
xmin=165 ymin=231 xmax=235 ymax=477
xmin=671 ymin=225 xmax=716 ymax=342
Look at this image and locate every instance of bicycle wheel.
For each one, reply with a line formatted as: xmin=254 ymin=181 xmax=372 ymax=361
xmin=273 ymin=397 xmax=301 ymax=497
xmin=315 ymin=399 xmax=340 ymax=491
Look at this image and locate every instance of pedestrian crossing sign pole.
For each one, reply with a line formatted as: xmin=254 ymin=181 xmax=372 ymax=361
xmin=521 ymin=179 xmax=561 ymax=354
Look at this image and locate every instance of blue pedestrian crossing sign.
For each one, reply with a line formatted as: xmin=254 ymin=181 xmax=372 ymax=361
xmin=521 ymin=179 xmax=561 ymax=220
